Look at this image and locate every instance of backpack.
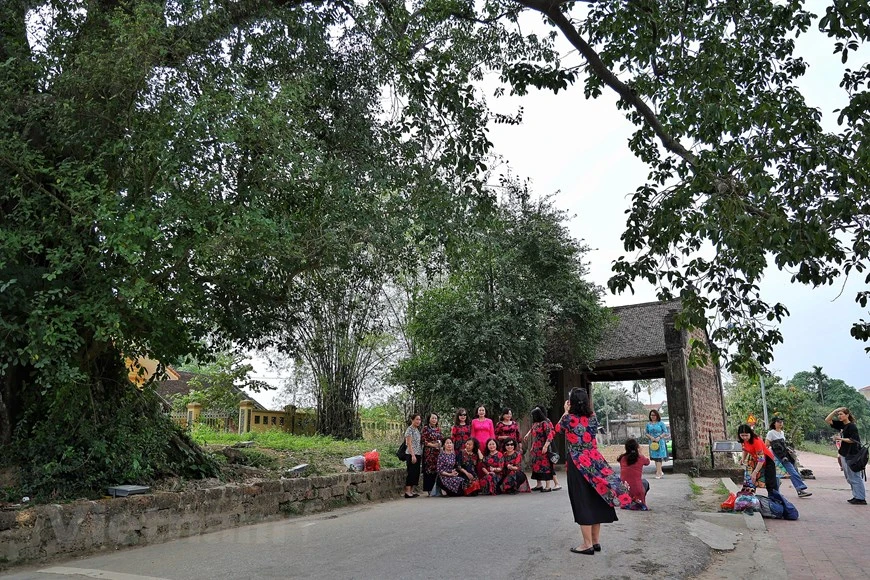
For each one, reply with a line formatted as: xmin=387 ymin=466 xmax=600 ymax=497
xmin=770 ymin=439 xmax=798 ymax=465
xmin=846 ymin=443 xmax=869 ymax=474
xmin=757 ymin=495 xmax=783 ymax=519
xmin=768 ymin=489 xmax=799 ymax=520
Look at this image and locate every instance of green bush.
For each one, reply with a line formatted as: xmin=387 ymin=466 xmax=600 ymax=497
xmin=12 ymin=386 xmax=217 ymax=500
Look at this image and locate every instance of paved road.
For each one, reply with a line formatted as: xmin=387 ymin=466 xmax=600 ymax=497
xmin=766 ymin=451 xmax=870 ymax=580
xmin=2 ymin=467 xmax=710 ymax=580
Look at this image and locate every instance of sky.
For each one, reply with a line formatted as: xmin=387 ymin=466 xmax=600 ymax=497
xmin=252 ymin=5 xmax=868 ymax=409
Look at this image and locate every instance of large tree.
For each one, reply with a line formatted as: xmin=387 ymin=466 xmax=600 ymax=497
xmin=393 ymin=184 xmax=610 ymax=413
xmin=0 ymin=0 xmax=480 ymax=495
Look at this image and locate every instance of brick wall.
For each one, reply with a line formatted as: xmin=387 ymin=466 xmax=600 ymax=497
xmin=0 ymin=469 xmax=405 ymax=567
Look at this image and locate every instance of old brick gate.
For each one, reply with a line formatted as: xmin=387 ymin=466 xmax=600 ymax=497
xmin=551 ymin=299 xmax=727 ymax=473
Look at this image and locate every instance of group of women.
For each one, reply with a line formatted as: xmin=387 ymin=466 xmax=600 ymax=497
xmin=403 ymin=391 xmax=647 ymax=556
xmin=404 ymin=406 xmax=559 ymax=497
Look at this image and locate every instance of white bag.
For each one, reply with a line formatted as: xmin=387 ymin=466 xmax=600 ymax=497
xmin=343 ymin=455 xmax=365 ymax=472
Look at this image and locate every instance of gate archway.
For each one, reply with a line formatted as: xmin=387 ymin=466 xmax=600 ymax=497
xmin=551 ymin=300 xmax=727 ymax=472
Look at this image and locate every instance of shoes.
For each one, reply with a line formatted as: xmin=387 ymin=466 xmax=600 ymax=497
xmin=552 ymin=486 xmax=563 ymax=491
xmin=847 ymin=498 xmax=867 ymax=505
xmin=570 ymin=546 xmax=595 ymax=555
xmin=654 ymin=475 xmax=663 ymax=479
xmin=542 ymin=488 xmax=552 ymax=493
xmin=411 ymin=492 xmax=419 ymax=497
xmin=797 ymin=489 xmax=812 ymax=498
xmin=593 ymin=544 xmax=601 ymax=552
xmin=404 ymin=493 xmax=415 ymax=498
xmin=531 ymin=486 xmax=543 ymax=491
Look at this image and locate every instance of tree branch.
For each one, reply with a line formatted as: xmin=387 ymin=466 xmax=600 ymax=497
xmin=161 ymin=0 xmax=322 ymax=67
xmin=514 ymin=0 xmax=699 ymax=167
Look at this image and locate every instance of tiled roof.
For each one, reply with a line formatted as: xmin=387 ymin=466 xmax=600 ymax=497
xmin=594 ymin=299 xmax=682 ymax=363
xmin=155 ymin=367 xmax=267 ymax=410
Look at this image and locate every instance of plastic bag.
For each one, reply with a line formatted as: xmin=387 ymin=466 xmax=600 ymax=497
xmin=734 ymin=493 xmax=760 ymax=513
xmin=720 ymin=492 xmax=736 ymax=510
xmin=343 ymin=455 xmax=365 ymax=472
xmin=364 ymin=450 xmax=380 ymax=472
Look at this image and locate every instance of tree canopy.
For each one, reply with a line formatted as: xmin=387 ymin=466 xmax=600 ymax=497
xmin=393 ymin=185 xmax=610 ymax=415
xmin=724 ymin=367 xmax=870 ymax=444
xmin=4 ymin=0 xmax=869 ymax=495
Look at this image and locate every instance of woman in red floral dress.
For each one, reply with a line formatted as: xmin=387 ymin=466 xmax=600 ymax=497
xmin=451 ymin=408 xmax=472 ymax=455
xmin=555 ymin=387 xmax=634 ymax=556
xmin=421 ymin=413 xmax=443 ymax=496
xmin=480 ymin=438 xmax=504 ymax=495
xmin=457 ymin=438 xmax=483 ymax=496
xmin=499 ymin=439 xmax=530 ymax=494
xmin=495 ymin=408 xmax=521 ymax=452
xmin=526 ymin=406 xmax=555 ymax=491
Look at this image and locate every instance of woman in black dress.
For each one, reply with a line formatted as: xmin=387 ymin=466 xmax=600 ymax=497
xmin=555 ymin=387 xmax=632 ymax=555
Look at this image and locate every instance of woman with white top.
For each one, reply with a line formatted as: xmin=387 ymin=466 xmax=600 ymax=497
xmin=764 ymin=417 xmax=811 ymax=498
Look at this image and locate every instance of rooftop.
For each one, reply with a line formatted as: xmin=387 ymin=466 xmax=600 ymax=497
xmin=594 ymin=299 xmax=683 ymax=363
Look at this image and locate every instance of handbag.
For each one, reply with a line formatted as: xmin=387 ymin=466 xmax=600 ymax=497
xmin=548 ymin=451 xmax=560 ymax=464
xmin=650 ymin=441 xmax=660 ymax=451
xmin=396 ymin=440 xmax=408 ymax=461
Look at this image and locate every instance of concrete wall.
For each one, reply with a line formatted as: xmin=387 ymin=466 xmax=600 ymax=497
xmin=0 ymin=469 xmax=405 ymax=566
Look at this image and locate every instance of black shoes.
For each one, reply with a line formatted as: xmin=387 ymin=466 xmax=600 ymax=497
xmin=847 ymin=498 xmax=867 ymax=505
xmin=593 ymin=544 xmax=601 ymax=552
xmin=570 ymin=546 xmax=595 ymax=555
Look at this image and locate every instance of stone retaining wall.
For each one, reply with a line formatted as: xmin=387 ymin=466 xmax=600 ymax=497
xmin=0 ymin=468 xmax=405 ymax=566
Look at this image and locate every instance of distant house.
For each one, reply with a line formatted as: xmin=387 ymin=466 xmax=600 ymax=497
xmin=644 ymin=402 xmax=665 ymax=415
xmin=154 ymin=365 xmax=267 ymax=411
xmin=860 ymin=386 xmax=870 ymax=401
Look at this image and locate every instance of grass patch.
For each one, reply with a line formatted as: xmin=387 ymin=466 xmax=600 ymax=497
xmin=190 ymin=425 xmax=405 ymax=477
xmin=798 ymin=441 xmax=839 ymax=458
xmin=715 ymin=481 xmax=729 ymax=497
xmin=688 ymin=478 xmax=703 ymax=496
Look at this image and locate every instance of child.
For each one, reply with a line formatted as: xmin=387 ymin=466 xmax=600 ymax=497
xmin=618 ymin=438 xmax=650 ymax=509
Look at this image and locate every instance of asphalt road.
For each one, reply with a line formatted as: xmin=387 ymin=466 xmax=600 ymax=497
xmin=3 ymin=465 xmax=710 ymax=580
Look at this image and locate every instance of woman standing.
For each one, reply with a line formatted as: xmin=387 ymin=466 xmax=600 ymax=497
xmin=437 ymin=438 xmax=465 ymax=496
xmin=645 ymin=410 xmax=669 ymax=479
xmin=403 ymin=414 xmax=423 ymax=498
xmin=495 ymin=408 xmax=521 ymax=452
xmin=451 ymin=408 xmax=472 ymax=455
xmin=421 ymin=413 xmax=444 ymax=497
xmin=526 ymin=406 xmax=555 ymax=491
xmin=764 ymin=417 xmax=811 ymax=498
xmin=499 ymin=439 xmax=531 ymax=494
xmin=617 ymin=439 xmax=650 ymax=509
xmin=738 ymin=424 xmax=779 ymax=493
xmin=480 ymin=438 xmax=504 ymax=495
xmin=826 ymin=407 xmax=866 ymax=505
xmin=556 ymin=387 xmax=632 ymax=555
xmin=471 ymin=405 xmax=496 ymax=450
